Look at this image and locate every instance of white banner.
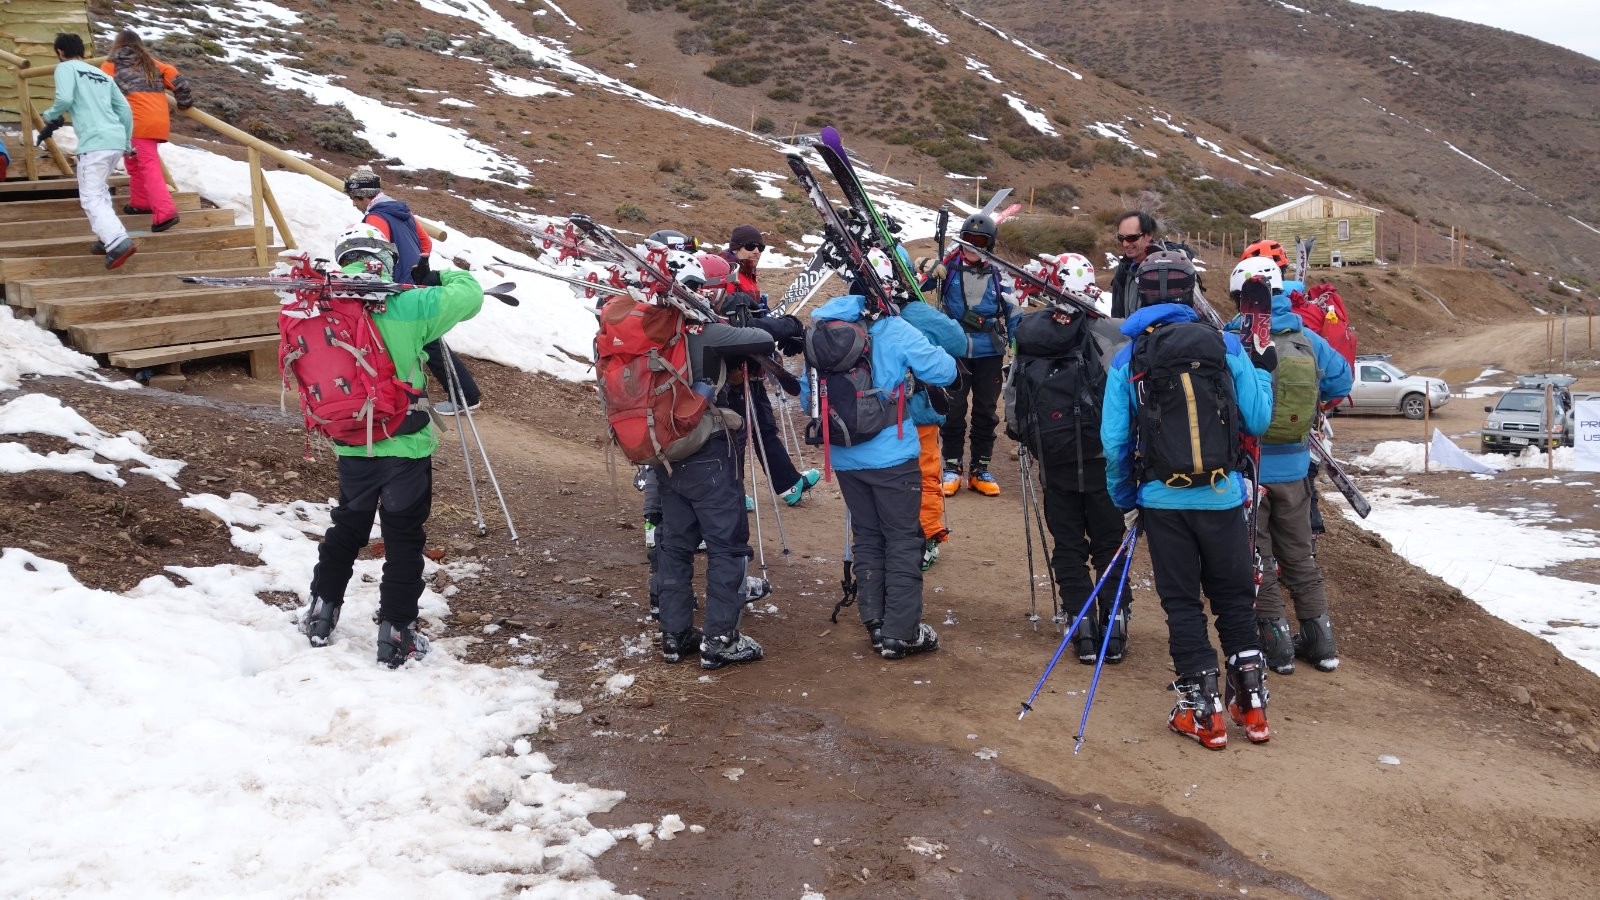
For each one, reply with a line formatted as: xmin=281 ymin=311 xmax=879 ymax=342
xmin=1574 ymin=400 xmax=1600 ymax=471
xmin=1430 ymin=428 xmax=1501 ymax=474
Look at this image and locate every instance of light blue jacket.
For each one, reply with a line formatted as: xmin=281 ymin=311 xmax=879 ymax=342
xmin=42 ymin=60 xmax=134 ymax=154
xmin=1101 ymin=304 xmax=1274 ymax=511
xmin=1225 ymin=292 xmax=1354 ymax=483
xmin=805 ymin=295 xmax=957 ymax=471
xmin=900 ymin=299 xmax=965 ymax=426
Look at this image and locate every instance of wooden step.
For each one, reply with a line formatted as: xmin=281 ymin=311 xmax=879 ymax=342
xmin=39 ymin=286 xmax=278 ymax=328
xmin=0 ymin=192 xmax=203 ymax=223
xmin=0 ymin=224 xmax=263 ymax=264
xmin=0 ymin=175 xmax=131 ymax=198
xmin=8 ymin=266 xmax=267 ymax=308
xmin=107 ymin=336 xmax=280 ymax=379
xmin=0 ymin=207 xmax=235 ymax=242
xmin=69 ymin=307 xmax=279 ymax=353
xmin=1 ymin=246 xmax=285 ymax=283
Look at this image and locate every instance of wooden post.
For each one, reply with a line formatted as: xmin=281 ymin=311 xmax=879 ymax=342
xmin=882 ymin=154 xmax=891 ymax=177
xmin=1412 ymin=220 xmax=1418 ymax=266
xmin=1423 ymin=389 xmax=1431 ymax=474
xmin=260 ymin=177 xmax=296 ymax=251
xmin=1546 ymin=382 xmax=1555 ymax=472
xmin=19 ymin=73 xmax=38 ymax=181
xmin=248 ymin=147 xmax=269 ymax=266
xmin=1028 ymin=186 xmax=1035 ymax=213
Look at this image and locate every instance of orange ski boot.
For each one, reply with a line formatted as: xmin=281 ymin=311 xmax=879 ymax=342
xmin=1226 ymin=649 xmax=1272 ymax=744
xmin=1169 ymin=671 xmax=1228 ymax=750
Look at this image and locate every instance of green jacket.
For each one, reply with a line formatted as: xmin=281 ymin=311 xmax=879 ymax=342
xmin=332 ymin=269 xmax=485 ymax=459
xmin=42 ymin=60 xmax=134 ymax=154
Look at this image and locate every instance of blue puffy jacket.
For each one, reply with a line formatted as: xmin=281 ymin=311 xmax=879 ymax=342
xmin=804 ymin=296 xmax=957 ymax=471
xmin=900 ymin=300 xmax=966 ymax=426
xmin=364 ymin=199 xmax=424 ymax=279
xmin=1225 ymin=292 xmax=1354 ymax=483
xmin=938 ymin=258 xmax=1021 ymax=359
xmin=1101 ymin=304 xmax=1274 ymax=511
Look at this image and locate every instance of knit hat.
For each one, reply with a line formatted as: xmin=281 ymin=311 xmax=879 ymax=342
xmin=727 ymin=224 xmax=764 ymax=248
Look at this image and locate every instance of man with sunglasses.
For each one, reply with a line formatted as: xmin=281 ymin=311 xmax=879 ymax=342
xmin=930 ymin=211 xmax=1020 ymax=497
xmin=1108 ymin=211 xmax=1195 ymax=319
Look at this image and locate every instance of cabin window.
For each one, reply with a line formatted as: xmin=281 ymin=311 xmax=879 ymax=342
xmin=1338 ymin=218 xmax=1351 ymax=241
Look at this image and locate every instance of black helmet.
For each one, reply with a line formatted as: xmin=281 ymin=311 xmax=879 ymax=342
xmin=344 ymin=167 xmax=381 ymax=200
xmin=958 ymin=212 xmax=997 ymax=250
xmin=647 ymin=229 xmax=697 ymax=252
xmin=1135 ymin=250 xmax=1197 ymax=306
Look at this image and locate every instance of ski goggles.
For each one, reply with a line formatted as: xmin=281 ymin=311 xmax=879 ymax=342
xmin=959 ymin=231 xmax=993 ymax=249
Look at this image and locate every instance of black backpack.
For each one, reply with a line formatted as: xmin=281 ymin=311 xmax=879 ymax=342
xmin=1010 ymin=309 xmax=1105 ymax=471
xmin=1130 ymin=322 xmax=1241 ymax=488
xmin=804 ymin=318 xmax=904 ymax=448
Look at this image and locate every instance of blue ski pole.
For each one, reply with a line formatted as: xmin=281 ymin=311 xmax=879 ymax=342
xmin=1018 ymin=525 xmax=1139 ymax=720
xmin=1074 ymin=527 xmax=1141 ymax=753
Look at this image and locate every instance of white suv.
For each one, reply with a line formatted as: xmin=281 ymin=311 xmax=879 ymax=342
xmin=1341 ymin=355 xmax=1450 ymax=419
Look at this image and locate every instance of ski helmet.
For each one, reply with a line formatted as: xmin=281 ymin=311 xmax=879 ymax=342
xmin=1229 ymin=256 xmax=1284 ymax=296
xmin=648 ymin=229 xmax=697 ymax=253
xmin=1241 ymin=239 xmax=1289 ymax=271
xmin=334 ymin=223 xmax=397 ymax=276
xmin=664 ymin=248 xmax=699 ymax=278
xmin=693 ymin=252 xmax=733 ymax=296
xmin=958 ymin=211 xmax=998 ymax=250
xmin=343 ymin=167 xmax=381 ymax=200
xmin=867 ymin=247 xmax=894 ymax=281
xmin=1055 ymin=252 xmax=1096 ymax=293
xmin=1134 ymin=250 xmax=1197 ymax=306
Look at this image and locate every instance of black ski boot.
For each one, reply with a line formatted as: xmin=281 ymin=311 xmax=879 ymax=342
xmin=1257 ymin=617 xmax=1296 ymax=674
xmin=863 ymin=618 xmax=884 ymax=653
xmin=701 ymin=631 xmax=764 ymax=670
xmin=375 ymin=620 xmax=429 ymax=669
xmin=1295 ymin=614 xmax=1340 ymax=672
xmin=1103 ymin=607 xmax=1129 ymax=664
xmin=881 ymin=623 xmax=939 ymax=660
xmin=1074 ymin=611 xmax=1101 ymax=664
xmin=661 ymin=626 xmax=703 ymax=664
xmin=302 ymin=595 xmax=342 ymax=647
xmin=1226 ymin=650 xmax=1272 ymax=744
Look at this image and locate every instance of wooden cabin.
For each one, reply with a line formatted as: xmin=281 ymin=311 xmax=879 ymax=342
xmin=0 ymin=0 xmax=93 ymax=123
xmin=1251 ymin=195 xmax=1381 ymax=267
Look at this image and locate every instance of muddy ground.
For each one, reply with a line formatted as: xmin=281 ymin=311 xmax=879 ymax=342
xmin=5 ymin=343 xmax=1600 ymax=899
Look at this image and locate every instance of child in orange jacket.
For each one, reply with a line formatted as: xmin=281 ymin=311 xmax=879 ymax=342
xmin=101 ymin=29 xmax=192 ymax=231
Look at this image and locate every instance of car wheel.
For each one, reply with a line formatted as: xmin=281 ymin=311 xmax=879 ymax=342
xmin=1401 ymin=393 xmax=1426 ymax=419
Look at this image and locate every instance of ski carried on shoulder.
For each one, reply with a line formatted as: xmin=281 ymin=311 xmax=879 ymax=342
xmin=180 ymin=258 xmax=520 ymax=306
xmin=1308 ymin=422 xmax=1372 ymax=518
xmin=783 ymin=151 xmax=898 ymax=318
xmin=1189 ymin=283 xmax=1228 ymax=331
xmin=481 ymin=209 xmax=621 ymax=265
xmin=491 ymin=254 xmax=628 ymax=304
xmin=951 ymin=237 xmax=1105 ymax=320
xmin=815 ymin=126 xmax=927 ymax=305
xmin=567 ymin=214 xmax=721 ymax=324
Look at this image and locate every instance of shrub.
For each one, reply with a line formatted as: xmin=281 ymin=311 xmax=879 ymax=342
xmin=767 ymin=85 xmax=801 ymax=102
xmin=1030 ymin=182 xmax=1080 ymax=215
xmin=244 ymin=116 xmax=293 ymax=144
xmin=380 ymin=29 xmax=409 ymax=48
xmin=657 ymin=157 xmax=681 ymax=173
xmin=670 ymin=179 xmax=707 ymax=201
xmin=706 ymin=56 xmax=768 ymax=87
xmin=752 ymin=116 xmax=776 ymax=134
xmin=728 ymin=173 xmax=758 ymax=192
xmin=998 ymin=220 xmax=1099 ymax=260
xmin=616 ymin=203 xmax=649 ymax=223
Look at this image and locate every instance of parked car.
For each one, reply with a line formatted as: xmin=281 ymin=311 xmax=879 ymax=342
xmin=1341 ymin=355 xmax=1450 ymax=419
xmin=1481 ymin=374 xmax=1583 ymax=452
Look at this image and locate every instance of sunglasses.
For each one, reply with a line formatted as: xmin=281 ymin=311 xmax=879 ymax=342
xmin=1116 ymin=231 xmax=1146 ymax=244
xmin=738 ymin=242 xmax=766 ymax=252
xmin=960 ymin=231 xmax=993 ymax=250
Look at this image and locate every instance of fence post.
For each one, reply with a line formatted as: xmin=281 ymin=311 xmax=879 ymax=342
xmin=19 ymin=73 xmax=38 ymax=181
xmin=248 ymin=147 xmax=268 ymax=266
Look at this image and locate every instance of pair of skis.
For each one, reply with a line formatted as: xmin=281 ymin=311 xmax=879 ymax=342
xmin=951 ymin=237 xmax=1105 ymax=321
xmin=179 ymin=255 xmax=521 ymax=306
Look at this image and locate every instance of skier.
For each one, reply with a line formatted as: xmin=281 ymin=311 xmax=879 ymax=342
xmin=715 ymin=223 xmax=821 ymax=506
xmin=1224 ymin=258 xmax=1353 ymax=675
xmin=1007 ymin=255 xmax=1129 ymax=663
xmin=807 ymin=292 xmax=958 ymax=658
xmin=930 ymin=210 xmax=1021 ymax=498
xmin=1101 ymin=251 xmax=1276 ymax=748
xmin=99 ymin=29 xmax=191 ymax=233
xmin=1106 ymin=211 xmax=1194 ymax=318
xmin=301 ymin=225 xmax=486 ymax=667
xmin=344 ymin=167 xmax=481 ymax=416
xmin=39 ymin=33 xmax=136 ymax=269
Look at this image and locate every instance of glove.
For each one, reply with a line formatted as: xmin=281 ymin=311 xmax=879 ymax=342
xmin=1123 ymin=508 xmax=1140 ymax=530
xmin=35 ymin=118 xmax=64 ymax=147
xmin=691 ymin=381 xmax=717 ymax=403
xmin=1248 ymin=341 xmax=1278 ymax=373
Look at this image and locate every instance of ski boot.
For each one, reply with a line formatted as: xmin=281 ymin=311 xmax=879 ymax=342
xmin=881 ymin=623 xmax=939 ymax=660
xmin=743 ymin=575 xmax=772 ymax=605
xmin=941 ymin=461 xmax=963 ymax=497
xmin=701 ymin=631 xmax=764 ymax=670
xmin=1257 ymin=617 xmax=1296 ymax=674
xmin=1073 ymin=611 xmax=1102 ymax=664
xmin=302 ymin=594 xmax=342 ymax=648
xmin=376 ymin=620 xmax=430 ymax=669
xmin=661 ymin=626 xmax=703 ymax=664
xmin=1225 ymin=650 xmax=1272 ymax=744
xmin=1168 ymin=671 xmax=1228 ymax=750
xmin=1103 ymin=607 xmax=1129 ymax=663
xmin=920 ymin=537 xmax=941 ymax=571
xmin=779 ymin=469 xmax=822 ymax=506
xmin=1295 ymin=613 xmax=1340 ymax=672
xmin=968 ymin=461 xmax=1001 ymax=496
xmin=863 ymin=618 xmax=884 ymax=653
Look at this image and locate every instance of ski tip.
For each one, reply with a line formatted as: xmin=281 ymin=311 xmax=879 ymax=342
xmin=820 ymin=125 xmax=839 ymax=142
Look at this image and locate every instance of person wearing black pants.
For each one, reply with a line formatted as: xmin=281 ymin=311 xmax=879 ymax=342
xmin=1140 ymin=507 xmax=1259 ymax=674
xmin=311 ymin=457 xmax=432 ymax=634
xmin=837 ymin=459 xmax=925 ymax=639
xmin=655 ymin=434 xmax=753 ymax=667
xmin=424 ymin=340 xmax=481 ymax=411
xmin=1040 ymin=456 xmax=1126 ymax=661
xmin=941 ymin=354 xmax=1005 ymax=480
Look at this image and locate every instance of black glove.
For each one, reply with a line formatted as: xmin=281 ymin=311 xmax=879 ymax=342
xmin=1248 ymin=342 xmax=1278 ymax=373
xmin=35 ymin=118 xmax=64 ymax=147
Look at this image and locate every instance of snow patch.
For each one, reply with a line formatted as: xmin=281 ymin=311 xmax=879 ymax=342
xmin=0 ymin=394 xmax=184 ymax=488
xmin=1003 ymin=94 xmax=1058 ymax=136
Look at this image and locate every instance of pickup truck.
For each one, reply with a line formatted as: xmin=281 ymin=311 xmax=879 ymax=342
xmin=1343 ymin=355 xmax=1450 ymax=419
xmin=1480 ymin=374 xmax=1595 ymax=452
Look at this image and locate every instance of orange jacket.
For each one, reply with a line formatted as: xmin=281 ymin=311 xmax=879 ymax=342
xmin=101 ymin=48 xmax=192 ymax=142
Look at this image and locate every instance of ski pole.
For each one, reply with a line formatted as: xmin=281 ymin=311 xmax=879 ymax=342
xmin=440 ymin=340 xmax=487 ymax=535
xmin=1073 ymin=527 xmax=1140 ymax=753
xmin=1024 ymin=452 xmax=1059 ymax=622
xmin=742 ymin=382 xmax=767 ymax=582
xmin=1018 ymin=525 xmax=1138 ymax=720
xmin=442 ymin=341 xmax=518 ymax=542
xmin=1018 ymin=448 xmax=1041 ymax=629
xmin=830 ymin=509 xmax=857 ymax=623
xmin=744 ymin=369 xmax=791 ymax=557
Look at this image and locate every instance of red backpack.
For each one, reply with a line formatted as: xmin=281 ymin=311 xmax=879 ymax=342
xmin=595 ymin=293 xmax=713 ymax=466
xmin=1292 ymin=284 xmax=1358 ymax=371
xmin=278 ymin=262 xmax=422 ymax=451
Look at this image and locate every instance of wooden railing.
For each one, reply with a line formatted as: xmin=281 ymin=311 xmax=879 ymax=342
xmin=4 ymin=54 xmax=445 ymax=266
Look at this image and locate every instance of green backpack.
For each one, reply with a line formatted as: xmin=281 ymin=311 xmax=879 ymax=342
xmin=1264 ymin=330 xmax=1318 ymax=444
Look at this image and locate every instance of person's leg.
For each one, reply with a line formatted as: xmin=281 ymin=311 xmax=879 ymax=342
xmin=122 ymin=138 xmax=152 ymax=212
xmin=655 ymin=465 xmax=702 ymax=639
xmin=449 ymin=352 xmax=481 ymax=407
xmin=916 ymin=424 xmax=947 ymax=543
xmin=966 ymin=355 xmax=1005 ymax=468
xmin=751 ymin=386 xmax=802 ymax=489
xmin=940 ymin=363 xmax=973 ymax=465
xmin=870 ymin=459 xmax=927 ymax=645
xmin=1041 ymin=462 xmax=1093 ymax=622
xmin=137 ymin=139 xmax=179 ymax=224
xmin=688 ymin=442 xmax=753 ymax=641
xmin=1268 ymin=480 xmax=1327 ymax=619
xmin=1083 ymin=465 xmax=1127 ymax=616
xmin=310 ymin=457 xmax=383 ymax=606
xmin=373 ymin=457 xmax=433 ymax=626
xmin=836 ymin=469 xmax=887 ymax=631
xmin=1141 ymin=507 xmax=1216 ymax=676
xmin=1254 ymin=482 xmax=1297 ymax=672
xmin=75 ymin=150 xmax=129 ymax=248
xmin=1194 ymin=508 xmax=1262 ymax=662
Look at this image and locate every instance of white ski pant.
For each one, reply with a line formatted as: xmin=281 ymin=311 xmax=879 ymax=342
xmin=76 ymin=149 xmax=129 ymax=248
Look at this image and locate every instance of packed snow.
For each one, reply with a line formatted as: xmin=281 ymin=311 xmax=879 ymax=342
xmin=0 ymin=308 xmax=103 ymax=390
xmin=1088 ymin=121 xmax=1158 ymax=159
xmin=965 ymin=57 xmax=1003 ymax=83
xmin=874 ymin=0 xmax=950 ymax=44
xmin=0 ymin=394 xmax=184 ymax=487
xmin=959 ymin=11 xmax=1084 ymax=80
xmin=1351 ymin=438 xmax=1575 ymax=473
xmin=1004 ymin=94 xmax=1058 ymax=136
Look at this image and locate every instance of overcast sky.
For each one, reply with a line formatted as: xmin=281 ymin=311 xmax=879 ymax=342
xmin=1351 ymin=1 xmax=1600 ymax=60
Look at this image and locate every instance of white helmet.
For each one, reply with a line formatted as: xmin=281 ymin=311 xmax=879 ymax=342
xmin=867 ymin=247 xmax=894 ymax=281
xmin=1055 ymin=252 xmax=1096 ymax=293
xmin=669 ymin=250 xmax=705 ymax=287
xmin=1229 ymin=256 xmax=1283 ymax=295
xmin=334 ymin=223 xmax=397 ymax=276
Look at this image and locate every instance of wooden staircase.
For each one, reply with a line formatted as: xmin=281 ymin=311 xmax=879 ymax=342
xmin=1 ymin=137 xmax=282 ymax=381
